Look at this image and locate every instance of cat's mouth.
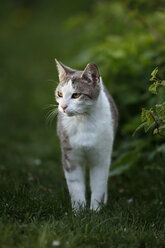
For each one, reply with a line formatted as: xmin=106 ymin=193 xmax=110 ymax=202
xmin=65 ymin=112 xmax=75 ymax=117
xmin=63 ymin=110 xmax=83 ymax=117
xmin=62 ymin=109 xmax=76 ymax=116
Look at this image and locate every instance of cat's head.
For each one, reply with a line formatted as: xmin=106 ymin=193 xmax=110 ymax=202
xmin=55 ymin=59 xmax=100 ymax=116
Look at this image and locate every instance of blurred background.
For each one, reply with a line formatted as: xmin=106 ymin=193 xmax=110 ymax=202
xmin=0 ymin=0 xmax=165 ymax=220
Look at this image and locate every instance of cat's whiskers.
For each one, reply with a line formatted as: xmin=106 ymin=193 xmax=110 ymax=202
xmin=43 ymin=104 xmax=58 ymax=110
xmin=48 ymin=79 xmax=59 ymax=85
xmin=45 ymin=104 xmax=59 ymax=126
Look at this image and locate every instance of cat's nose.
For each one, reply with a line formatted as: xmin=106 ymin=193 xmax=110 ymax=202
xmin=61 ymin=105 xmax=68 ymax=111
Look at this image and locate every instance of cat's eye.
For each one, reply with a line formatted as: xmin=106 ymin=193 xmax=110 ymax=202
xmin=57 ymin=91 xmax=63 ymax=97
xmin=72 ymin=93 xmax=81 ymax=99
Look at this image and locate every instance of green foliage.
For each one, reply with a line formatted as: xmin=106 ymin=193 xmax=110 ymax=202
xmin=156 ymin=102 xmax=165 ymax=122
xmin=149 ymin=82 xmax=162 ymax=94
xmin=134 ymin=68 xmax=165 ymax=137
xmin=64 ymin=0 xmax=165 ymax=177
xmin=150 ymin=67 xmax=159 ymax=81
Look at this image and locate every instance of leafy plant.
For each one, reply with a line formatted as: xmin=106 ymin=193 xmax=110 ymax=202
xmin=134 ymin=68 xmax=165 ymax=137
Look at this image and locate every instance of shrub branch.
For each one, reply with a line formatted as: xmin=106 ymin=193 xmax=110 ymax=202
xmin=150 ymin=111 xmax=165 ymax=138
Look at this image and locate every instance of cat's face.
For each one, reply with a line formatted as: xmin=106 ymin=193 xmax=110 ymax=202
xmin=55 ymin=60 xmax=100 ymax=116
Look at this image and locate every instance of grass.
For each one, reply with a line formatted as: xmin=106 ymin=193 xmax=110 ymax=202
xmin=0 ymin=1 xmax=165 ymax=247
xmin=0 ymin=165 xmax=165 ymax=248
xmin=0 ymin=111 xmax=165 ymax=248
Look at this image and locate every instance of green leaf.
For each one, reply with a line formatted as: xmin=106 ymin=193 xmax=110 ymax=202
xmin=109 ymin=164 xmax=130 ymax=177
xmin=159 ymin=125 xmax=165 ymax=132
xmin=144 ymin=122 xmax=155 ymax=133
xmin=161 ymin=80 xmax=165 ymax=86
xmin=141 ymin=108 xmax=155 ymax=126
xmin=150 ymin=67 xmax=158 ymax=81
xmin=153 ymin=128 xmax=158 ymax=135
xmin=155 ymin=102 xmax=165 ymax=122
xmin=151 ymin=67 xmax=158 ymax=77
xmin=132 ymin=122 xmax=147 ymax=136
xmin=148 ymin=82 xmax=161 ymax=94
xmin=141 ymin=108 xmax=147 ymax=122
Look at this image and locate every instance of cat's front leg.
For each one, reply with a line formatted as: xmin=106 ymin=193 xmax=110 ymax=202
xmin=89 ymin=148 xmax=112 ymax=211
xmin=62 ymin=149 xmax=86 ymax=211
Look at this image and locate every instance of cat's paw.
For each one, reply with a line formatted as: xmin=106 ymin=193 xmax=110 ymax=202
xmin=72 ymin=201 xmax=86 ymax=213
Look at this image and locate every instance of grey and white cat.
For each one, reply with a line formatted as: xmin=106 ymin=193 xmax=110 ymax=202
xmin=55 ymin=59 xmax=118 ymax=211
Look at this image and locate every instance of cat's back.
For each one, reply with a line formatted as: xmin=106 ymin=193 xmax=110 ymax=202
xmin=103 ymin=85 xmax=118 ymax=135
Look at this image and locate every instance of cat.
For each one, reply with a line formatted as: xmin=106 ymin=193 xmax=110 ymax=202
xmin=55 ymin=59 xmax=118 ymax=211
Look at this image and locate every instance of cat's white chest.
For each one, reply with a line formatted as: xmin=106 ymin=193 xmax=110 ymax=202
xmin=66 ymin=116 xmax=102 ymax=148
xmin=61 ymin=89 xmax=114 ymax=149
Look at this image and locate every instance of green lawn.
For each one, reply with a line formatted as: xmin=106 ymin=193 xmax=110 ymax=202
xmin=0 ymin=1 xmax=165 ymax=247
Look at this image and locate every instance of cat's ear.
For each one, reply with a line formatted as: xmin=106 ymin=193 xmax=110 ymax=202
xmin=55 ymin=59 xmax=75 ymax=81
xmin=81 ymin=63 xmax=100 ymax=85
